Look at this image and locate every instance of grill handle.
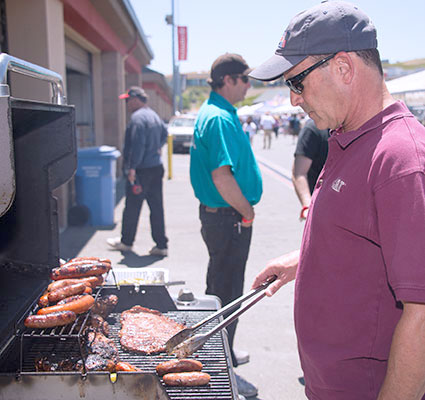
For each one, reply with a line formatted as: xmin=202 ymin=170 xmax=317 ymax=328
xmin=0 ymin=52 xmax=66 ymax=104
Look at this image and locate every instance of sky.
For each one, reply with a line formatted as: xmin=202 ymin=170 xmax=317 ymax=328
xmin=129 ymin=0 xmax=425 ymax=76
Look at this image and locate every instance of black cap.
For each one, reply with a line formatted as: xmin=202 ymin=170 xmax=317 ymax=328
xmin=249 ymin=1 xmax=377 ymax=81
xmin=119 ymin=86 xmax=148 ymax=101
xmin=209 ymin=53 xmax=250 ymax=83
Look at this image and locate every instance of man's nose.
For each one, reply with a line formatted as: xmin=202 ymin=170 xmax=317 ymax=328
xmin=290 ymin=90 xmax=303 ymax=107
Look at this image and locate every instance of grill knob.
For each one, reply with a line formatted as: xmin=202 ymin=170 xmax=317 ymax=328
xmin=177 ymin=289 xmax=195 ymax=302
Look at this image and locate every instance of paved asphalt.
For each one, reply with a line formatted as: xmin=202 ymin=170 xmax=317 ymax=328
xmin=60 ymin=132 xmax=308 ymax=400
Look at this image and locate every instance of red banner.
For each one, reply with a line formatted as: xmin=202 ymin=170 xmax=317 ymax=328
xmin=177 ymin=26 xmax=187 ymax=61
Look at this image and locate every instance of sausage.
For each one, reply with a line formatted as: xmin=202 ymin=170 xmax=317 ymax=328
xmin=38 ymin=292 xmax=50 ymax=307
xmin=156 ymin=359 xmax=203 ymax=376
xmin=57 ymin=294 xmax=88 ymax=305
xmin=162 ymin=372 xmax=211 ymax=386
xmin=115 ymin=362 xmax=141 ymax=372
xmin=47 ymin=276 xmax=103 ymax=292
xmin=83 ymin=286 xmax=93 ymax=294
xmin=67 ymin=257 xmax=111 ymax=265
xmin=47 ymin=282 xmax=87 ymax=303
xmin=37 ymin=295 xmax=95 ymax=315
xmin=60 ymin=259 xmax=112 ymax=270
xmin=51 ymin=262 xmax=110 ymax=280
xmin=24 ymin=311 xmax=77 ymax=329
xmin=79 ymin=275 xmax=104 ymax=288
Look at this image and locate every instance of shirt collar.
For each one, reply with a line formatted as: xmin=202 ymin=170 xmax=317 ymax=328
xmin=209 ymin=91 xmax=237 ymax=114
xmin=331 ymin=101 xmax=413 ymax=149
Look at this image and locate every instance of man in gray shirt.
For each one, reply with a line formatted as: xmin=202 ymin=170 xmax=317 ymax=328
xmin=107 ymin=87 xmax=168 ymax=256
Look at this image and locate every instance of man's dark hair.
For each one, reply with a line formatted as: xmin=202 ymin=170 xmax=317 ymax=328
xmin=311 ymin=48 xmax=383 ymax=76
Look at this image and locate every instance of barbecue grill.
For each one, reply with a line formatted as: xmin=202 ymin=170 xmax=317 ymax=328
xmin=0 ymin=54 xmax=239 ymax=400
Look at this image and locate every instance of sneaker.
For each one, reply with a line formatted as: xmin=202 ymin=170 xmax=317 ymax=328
xmin=106 ymin=237 xmax=132 ymax=251
xmin=149 ymin=246 xmax=168 ymax=257
xmin=235 ymin=374 xmax=258 ymax=398
xmin=238 ymin=396 xmax=247 ymax=400
xmin=234 ymin=349 xmax=250 ymax=366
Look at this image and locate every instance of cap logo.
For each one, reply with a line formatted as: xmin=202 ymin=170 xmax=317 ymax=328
xmin=278 ymin=31 xmax=289 ymax=49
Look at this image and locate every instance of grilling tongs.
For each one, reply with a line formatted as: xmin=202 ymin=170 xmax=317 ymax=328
xmin=165 ymin=275 xmax=276 ymax=357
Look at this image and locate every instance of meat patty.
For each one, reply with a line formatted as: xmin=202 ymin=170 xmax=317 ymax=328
xmin=119 ymin=306 xmax=185 ymax=354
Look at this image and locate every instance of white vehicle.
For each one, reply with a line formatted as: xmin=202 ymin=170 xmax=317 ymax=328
xmin=167 ymin=114 xmax=196 ymax=153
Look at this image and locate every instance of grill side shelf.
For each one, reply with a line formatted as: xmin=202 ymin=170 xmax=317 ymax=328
xmin=16 ymin=276 xmax=107 ymax=375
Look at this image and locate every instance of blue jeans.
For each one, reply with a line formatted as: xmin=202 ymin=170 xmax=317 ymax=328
xmin=121 ymin=165 xmax=168 ymax=248
xmin=199 ymin=204 xmax=253 ymax=366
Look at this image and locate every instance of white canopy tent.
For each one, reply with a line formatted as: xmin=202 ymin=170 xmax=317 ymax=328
xmin=237 ymin=102 xmax=264 ymax=117
xmin=386 ymin=70 xmax=425 ymax=94
xmin=386 ymin=70 xmax=425 ymax=107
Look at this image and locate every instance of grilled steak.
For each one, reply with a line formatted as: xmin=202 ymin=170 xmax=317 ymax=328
xmin=35 ymin=355 xmax=80 ymax=372
xmin=84 ymin=354 xmax=116 ymax=372
xmin=89 ymin=314 xmax=110 ymax=336
xmin=92 ymin=294 xmax=118 ymax=318
xmin=85 ymin=330 xmax=119 ymax=363
xmin=120 ymin=306 xmax=185 ymax=354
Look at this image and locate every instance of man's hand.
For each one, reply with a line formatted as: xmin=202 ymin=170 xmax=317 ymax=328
xmin=212 ymin=166 xmax=254 ymax=220
xmin=251 ymin=250 xmax=300 ymax=296
xmin=127 ymin=168 xmax=136 ymax=185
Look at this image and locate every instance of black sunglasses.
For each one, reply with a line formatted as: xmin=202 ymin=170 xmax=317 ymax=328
xmin=232 ymin=74 xmax=249 ymax=84
xmin=284 ymin=53 xmax=336 ymax=95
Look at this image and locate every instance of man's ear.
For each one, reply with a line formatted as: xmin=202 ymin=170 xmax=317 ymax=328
xmin=222 ymin=74 xmax=234 ymax=87
xmin=333 ymin=52 xmax=354 ymax=85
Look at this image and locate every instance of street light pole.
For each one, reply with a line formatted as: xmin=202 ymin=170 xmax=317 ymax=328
xmin=171 ymin=0 xmax=176 ymax=115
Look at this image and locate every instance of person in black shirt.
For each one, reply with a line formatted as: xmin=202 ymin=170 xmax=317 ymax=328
xmin=107 ymin=87 xmax=168 ymax=255
xmin=292 ymin=118 xmax=329 ymax=220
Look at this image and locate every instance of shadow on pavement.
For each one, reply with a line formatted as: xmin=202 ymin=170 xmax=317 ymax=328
xmin=116 ymin=251 xmax=166 ymax=268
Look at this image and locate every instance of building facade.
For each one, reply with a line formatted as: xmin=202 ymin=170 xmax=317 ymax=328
xmin=0 ymin=0 xmax=172 ymax=229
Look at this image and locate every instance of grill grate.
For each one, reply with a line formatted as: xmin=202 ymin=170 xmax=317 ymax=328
xmin=109 ymin=310 xmax=234 ymax=400
xmin=21 ymin=310 xmax=235 ymax=400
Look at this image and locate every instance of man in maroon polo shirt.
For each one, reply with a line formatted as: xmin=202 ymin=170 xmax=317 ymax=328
xmin=249 ymin=1 xmax=425 ymax=399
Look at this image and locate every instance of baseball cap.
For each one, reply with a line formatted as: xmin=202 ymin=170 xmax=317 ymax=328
xmin=209 ymin=53 xmax=250 ymax=83
xmin=119 ymin=86 xmax=148 ymax=100
xmin=249 ymin=0 xmax=377 ymax=81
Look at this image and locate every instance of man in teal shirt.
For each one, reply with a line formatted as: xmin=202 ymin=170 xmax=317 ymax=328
xmin=190 ymin=53 xmax=262 ymax=399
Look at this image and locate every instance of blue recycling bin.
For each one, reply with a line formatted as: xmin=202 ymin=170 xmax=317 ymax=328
xmin=75 ymin=145 xmax=121 ymax=226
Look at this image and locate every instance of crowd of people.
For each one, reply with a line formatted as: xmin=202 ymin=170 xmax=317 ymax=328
xmin=240 ymin=111 xmax=304 ymax=148
xmin=103 ymin=1 xmax=425 ymax=399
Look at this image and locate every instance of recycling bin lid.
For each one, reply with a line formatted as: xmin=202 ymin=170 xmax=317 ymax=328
xmin=77 ymin=145 xmax=121 ymax=159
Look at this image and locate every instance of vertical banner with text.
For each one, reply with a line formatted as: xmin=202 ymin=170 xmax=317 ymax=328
xmin=177 ymin=26 xmax=187 ymax=61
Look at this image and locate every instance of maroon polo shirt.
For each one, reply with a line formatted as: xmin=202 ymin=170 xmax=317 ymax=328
xmin=295 ymin=101 xmax=425 ymax=399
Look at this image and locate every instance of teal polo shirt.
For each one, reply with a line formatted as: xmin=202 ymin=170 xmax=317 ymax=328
xmin=190 ymin=91 xmax=262 ymax=208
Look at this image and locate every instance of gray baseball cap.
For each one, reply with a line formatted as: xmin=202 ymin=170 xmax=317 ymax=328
xmin=249 ymin=1 xmax=377 ymax=81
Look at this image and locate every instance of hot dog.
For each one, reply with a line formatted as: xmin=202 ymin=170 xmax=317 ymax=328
xmin=57 ymin=294 xmax=88 ymax=305
xmin=84 ymin=286 xmax=93 ymax=294
xmin=67 ymin=257 xmax=111 ymax=265
xmin=60 ymin=259 xmax=111 ymax=270
xmin=47 ymin=282 xmax=87 ymax=303
xmin=162 ymin=372 xmax=211 ymax=386
xmin=24 ymin=311 xmax=76 ymax=329
xmin=37 ymin=295 xmax=95 ymax=315
xmin=115 ymin=362 xmax=141 ymax=372
xmin=38 ymin=292 xmax=49 ymax=307
xmin=51 ymin=262 xmax=110 ymax=280
xmin=47 ymin=276 xmax=103 ymax=292
xmin=156 ymin=359 xmax=203 ymax=376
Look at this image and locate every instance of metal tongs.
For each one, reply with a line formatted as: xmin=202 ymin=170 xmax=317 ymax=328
xmin=165 ymin=275 xmax=276 ymax=357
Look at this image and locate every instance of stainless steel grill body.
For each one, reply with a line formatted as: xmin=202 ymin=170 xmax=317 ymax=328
xmin=0 ymin=286 xmax=238 ymax=400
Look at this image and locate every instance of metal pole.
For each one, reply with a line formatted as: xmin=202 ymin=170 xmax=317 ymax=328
xmin=171 ymin=0 xmax=176 ymax=115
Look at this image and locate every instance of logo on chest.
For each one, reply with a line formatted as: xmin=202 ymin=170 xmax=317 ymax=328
xmin=331 ymin=178 xmax=346 ymax=192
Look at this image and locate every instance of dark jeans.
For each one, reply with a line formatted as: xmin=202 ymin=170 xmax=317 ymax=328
xmin=199 ymin=204 xmax=253 ymax=367
xmin=121 ymin=165 xmax=168 ymax=248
